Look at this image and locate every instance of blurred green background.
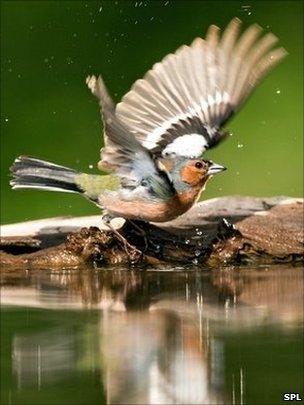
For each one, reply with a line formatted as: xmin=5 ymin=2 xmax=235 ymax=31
xmin=1 ymin=0 xmax=303 ymax=224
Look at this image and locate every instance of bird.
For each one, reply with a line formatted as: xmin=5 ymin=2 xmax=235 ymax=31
xmin=10 ymin=18 xmax=287 ymax=242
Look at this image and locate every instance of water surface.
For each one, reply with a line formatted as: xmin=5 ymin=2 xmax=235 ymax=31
xmin=1 ymin=265 xmax=303 ymax=404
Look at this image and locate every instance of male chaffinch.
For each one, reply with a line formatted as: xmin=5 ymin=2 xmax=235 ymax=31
xmin=11 ymin=18 xmax=286 ymax=227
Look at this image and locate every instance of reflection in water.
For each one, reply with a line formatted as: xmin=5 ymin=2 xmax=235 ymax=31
xmin=13 ymin=329 xmax=77 ymax=390
xmin=1 ymin=266 xmax=303 ymax=404
xmin=100 ymin=311 xmax=224 ymax=404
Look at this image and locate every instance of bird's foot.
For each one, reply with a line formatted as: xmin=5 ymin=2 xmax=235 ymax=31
xmin=216 ymin=218 xmax=238 ymax=240
xmin=127 ymin=220 xmax=149 ymax=251
xmin=102 ymin=214 xmax=143 ymax=263
xmin=120 ymin=236 xmax=143 ymax=264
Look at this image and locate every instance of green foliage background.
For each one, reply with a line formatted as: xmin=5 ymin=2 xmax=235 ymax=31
xmin=1 ymin=0 xmax=303 ymax=224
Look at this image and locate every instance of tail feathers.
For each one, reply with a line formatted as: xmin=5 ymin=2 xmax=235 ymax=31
xmin=10 ymin=156 xmax=81 ymax=194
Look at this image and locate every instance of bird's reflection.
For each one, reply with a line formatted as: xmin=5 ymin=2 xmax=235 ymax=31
xmin=99 ymin=309 xmax=225 ymax=404
xmin=2 ymin=265 xmax=303 ymax=404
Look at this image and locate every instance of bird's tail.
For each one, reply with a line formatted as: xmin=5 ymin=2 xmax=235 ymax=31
xmin=10 ymin=156 xmax=81 ymax=194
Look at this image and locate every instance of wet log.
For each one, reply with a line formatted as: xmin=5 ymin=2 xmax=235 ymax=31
xmin=0 ymin=196 xmax=303 ymax=269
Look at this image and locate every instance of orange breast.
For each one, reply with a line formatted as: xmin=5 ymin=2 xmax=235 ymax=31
xmin=100 ymin=187 xmax=202 ymax=223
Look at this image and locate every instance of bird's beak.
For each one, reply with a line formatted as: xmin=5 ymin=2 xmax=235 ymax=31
xmin=207 ymin=162 xmax=226 ymax=175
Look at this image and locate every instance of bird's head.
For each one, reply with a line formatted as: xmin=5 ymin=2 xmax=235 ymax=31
xmin=179 ymin=158 xmax=226 ymax=186
xmin=160 ymin=157 xmax=226 ymax=192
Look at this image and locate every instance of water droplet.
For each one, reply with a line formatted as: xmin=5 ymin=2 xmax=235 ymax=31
xmin=194 ymin=250 xmax=201 ymax=257
xmin=241 ymin=4 xmax=252 ymax=16
xmin=237 ymin=142 xmax=244 ymax=149
xmin=5 ymin=118 xmax=9 ymax=122
xmin=195 ymin=228 xmax=203 ymax=236
xmin=89 ymin=164 xmax=93 ymax=169
xmin=164 ymin=0 xmax=169 ymax=5
xmin=192 ymin=258 xmax=199 ymax=265
xmin=98 ymin=6 xmax=103 ymax=12
xmin=185 ymin=239 xmax=190 ymax=245
xmin=276 ymin=89 xmax=281 ymax=94
xmin=154 ymin=244 xmax=161 ymax=252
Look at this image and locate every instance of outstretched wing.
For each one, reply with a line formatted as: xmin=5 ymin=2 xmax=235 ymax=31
xmin=115 ymin=18 xmax=287 ymax=158
xmin=86 ymin=75 xmax=116 ymax=171
xmin=86 ymin=76 xmax=174 ymax=199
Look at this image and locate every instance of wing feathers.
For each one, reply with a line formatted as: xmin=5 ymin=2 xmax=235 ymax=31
xmin=240 ymin=47 xmax=287 ymax=103
xmin=206 ymin=24 xmax=220 ymax=46
xmin=115 ymin=18 xmax=286 ymax=158
xmin=86 ymin=76 xmax=174 ymax=199
xmin=86 ymin=75 xmax=114 ymax=112
xmin=221 ymin=18 xmax=241 ymax=51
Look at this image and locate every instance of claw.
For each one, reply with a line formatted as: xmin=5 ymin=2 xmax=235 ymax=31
xmin=102 ymin=214 xmax=143 ymax=264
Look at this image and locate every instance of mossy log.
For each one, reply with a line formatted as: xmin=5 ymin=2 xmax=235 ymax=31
xmin=0 ymin=196 xmax=303 ymax=269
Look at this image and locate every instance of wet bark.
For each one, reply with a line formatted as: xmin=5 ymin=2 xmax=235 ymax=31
xmin=1 ymin=196 xmax=303 ymax=269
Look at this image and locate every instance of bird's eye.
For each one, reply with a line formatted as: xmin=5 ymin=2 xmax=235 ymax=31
xmin=195 ymin=161 xmax=203 ymax=169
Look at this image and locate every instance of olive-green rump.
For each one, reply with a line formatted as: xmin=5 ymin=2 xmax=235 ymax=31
xmin=75 ymin=173 xmax=120 ymax=201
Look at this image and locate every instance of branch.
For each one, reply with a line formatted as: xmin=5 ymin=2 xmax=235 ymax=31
xmin=1 ymin=196 xmax=303 ymax=269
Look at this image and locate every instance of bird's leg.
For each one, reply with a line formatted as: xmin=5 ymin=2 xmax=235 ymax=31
xmin=127 ymin=220 xmax=148 ymax=251
xmin=216 ymin=218 xmax=238 ymax=240
xmin=102 ymin=214 xmax=142 ymax=260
